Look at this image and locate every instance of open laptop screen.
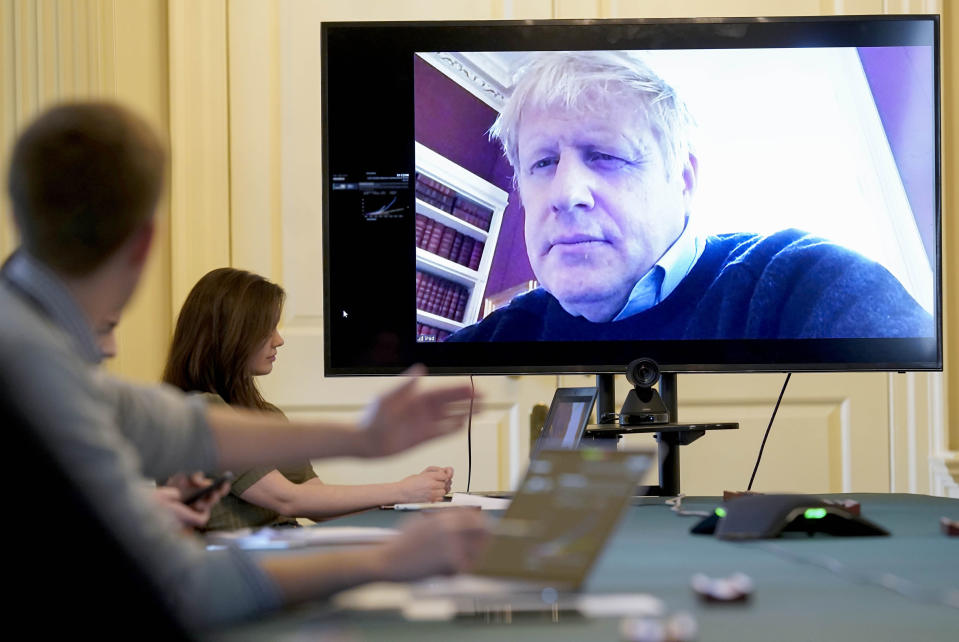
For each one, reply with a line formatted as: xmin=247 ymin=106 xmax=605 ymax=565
xmin=532 ymin=387 xmax=599 ymax=454
xmin=476 ymin=449 xmax=653 ymax=588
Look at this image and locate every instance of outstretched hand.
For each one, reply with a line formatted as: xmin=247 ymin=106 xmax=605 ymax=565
xmin=377 ymin=509 xmax=489 ymax=581
xmin=359 ymin=365 xmax=477 ymax=457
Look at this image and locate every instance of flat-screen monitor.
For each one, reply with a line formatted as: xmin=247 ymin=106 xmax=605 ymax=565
xmin=322 ymin=15 xmax=941 ymax=375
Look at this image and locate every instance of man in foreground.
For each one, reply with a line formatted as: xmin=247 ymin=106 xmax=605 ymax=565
xmin=1 ymin=102 xmax=486 ymax=630
xmin=93 ymin=312 xmax=234 ymax=530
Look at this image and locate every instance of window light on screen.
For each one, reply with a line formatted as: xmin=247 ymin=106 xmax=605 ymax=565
xmin=645 ymin=48 xmax=934 ymax=313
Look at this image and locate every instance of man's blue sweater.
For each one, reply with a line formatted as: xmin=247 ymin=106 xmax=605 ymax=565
xmin=447 ymin=230 xmax=934 ymax=342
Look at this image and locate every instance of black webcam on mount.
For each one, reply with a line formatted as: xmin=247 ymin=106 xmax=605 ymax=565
xmin=620 ymin=358 xmax=671 ymax=426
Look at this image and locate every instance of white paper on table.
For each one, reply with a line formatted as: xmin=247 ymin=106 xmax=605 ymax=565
xmin=392 ymin=493 xmax=510 ymax=511
xmin=206 ymin=525 xmax=398 ymax=550
xmin=449 ymin=492 xmax=511 ymax=510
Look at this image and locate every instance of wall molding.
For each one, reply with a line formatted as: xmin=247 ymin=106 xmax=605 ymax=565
xmin=416 ymin=52 xmax=511 ymax=111
xmin=167 ymin=0 xmax=231 ymax=315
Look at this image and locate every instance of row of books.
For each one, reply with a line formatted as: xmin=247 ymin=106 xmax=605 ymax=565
xmin=416 ymin=324 xmax=452 ymax=342
xmin=415 ymin=214 xmax=485 ymax=270
xmin=415 ymin=173 xmax=494 ymax=232
xmin=415 ymin=271 xmax=469 ymax=322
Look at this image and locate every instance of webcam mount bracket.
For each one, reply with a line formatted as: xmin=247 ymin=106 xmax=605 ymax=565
xmin=584 ymin=358 xmax=739 ymax=496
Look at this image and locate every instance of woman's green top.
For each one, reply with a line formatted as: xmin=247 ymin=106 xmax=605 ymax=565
xmin=199 ymin=393 xmax=317 ymax=532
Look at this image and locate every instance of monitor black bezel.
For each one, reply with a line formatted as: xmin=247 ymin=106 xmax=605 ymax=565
xmin=321 ymin=14 xmax=942 ymax=376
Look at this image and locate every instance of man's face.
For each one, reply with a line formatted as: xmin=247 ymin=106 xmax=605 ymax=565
xmin=516 ymin=97 xmax=694 ymax=323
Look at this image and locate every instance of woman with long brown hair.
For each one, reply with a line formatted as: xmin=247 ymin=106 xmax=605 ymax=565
xmin=164 ymin=267 xmax=453 ymax=530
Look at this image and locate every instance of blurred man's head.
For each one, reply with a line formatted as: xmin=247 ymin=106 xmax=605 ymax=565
xmin=7 ymin=102 xmax=165 ymax=310
xmin=491 ymin=52 xmax=697 ymax=322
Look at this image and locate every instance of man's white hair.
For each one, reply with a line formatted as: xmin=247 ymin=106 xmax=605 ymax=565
xmin=490 ymin=51 xmax=695 ymax=180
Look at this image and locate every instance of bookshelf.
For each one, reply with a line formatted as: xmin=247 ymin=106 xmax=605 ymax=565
xmin=414 ymin=142 xmax=509 ymax=341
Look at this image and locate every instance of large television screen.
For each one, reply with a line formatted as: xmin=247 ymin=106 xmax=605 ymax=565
xmin=322 ymin=16 xmax=941 ymax=375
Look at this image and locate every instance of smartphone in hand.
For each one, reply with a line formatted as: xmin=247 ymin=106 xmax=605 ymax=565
xmin=182 ymin=472 xmax=235 ymax=506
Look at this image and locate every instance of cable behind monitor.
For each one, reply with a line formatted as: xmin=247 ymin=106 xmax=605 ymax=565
xmin=466 ymin=375 xmax=474 ymax=493
xmin=747 ymin=373 xmax=792 ymax=491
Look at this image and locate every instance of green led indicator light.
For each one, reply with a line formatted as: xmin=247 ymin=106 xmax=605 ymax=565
xmin=581 ymin=449 xmax=604 ymax=461
xmin=804 ymin=508 xmax=828 ymax=519
xmin=715 ymin=507 xmax=727 ymax=518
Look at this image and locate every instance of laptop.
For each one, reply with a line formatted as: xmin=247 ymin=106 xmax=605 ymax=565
xmin=531 ymin=386 xmax=599 ymax=454
xmin=407 ymin=448 xmax=656 ymax=617
xmin=465 ymin=387 xmax=600 ymax=501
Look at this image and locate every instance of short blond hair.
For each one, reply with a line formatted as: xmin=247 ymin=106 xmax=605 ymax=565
xmin=490 ymin=51 xmax=695 ymax=180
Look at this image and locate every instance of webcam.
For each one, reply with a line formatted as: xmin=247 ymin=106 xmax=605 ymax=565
xmin=626 ymin=358 xmax=660 ymax=389
xmin=620 ymin=358 xmax=670 ymax=426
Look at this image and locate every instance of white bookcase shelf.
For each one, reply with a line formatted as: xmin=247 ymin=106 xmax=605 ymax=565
xmin=414 ymin=142 xmax=508 ymax=339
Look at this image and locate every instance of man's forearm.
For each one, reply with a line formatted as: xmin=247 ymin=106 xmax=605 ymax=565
xmin=257 ymin=509 xmax=488 ymax=604
xmin=205 ymin=369 xmax=475 ymax=470
xmin=206 ymin=406 xmax=369 ymax=471
xmin=258 ymin=547 xmax=390 ymax=604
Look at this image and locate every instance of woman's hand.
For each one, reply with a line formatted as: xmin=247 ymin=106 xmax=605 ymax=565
xmin=397 ymin=466 xmax=453 ymax=503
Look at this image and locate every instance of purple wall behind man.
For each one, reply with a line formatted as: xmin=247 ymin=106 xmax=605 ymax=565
xmin=859 ymin=46 xmax=936 ymax=267
xmin=414 ymin=56 xmax=534 ymax=319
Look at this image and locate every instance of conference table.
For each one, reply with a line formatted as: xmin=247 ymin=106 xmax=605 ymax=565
xmin=214 ymin=493 xmax=958 ymax=641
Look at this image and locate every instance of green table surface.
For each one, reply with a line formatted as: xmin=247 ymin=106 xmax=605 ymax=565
xmin=213 ymin=493 xmax=958 ymax=641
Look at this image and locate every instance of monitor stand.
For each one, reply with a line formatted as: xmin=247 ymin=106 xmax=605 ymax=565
xmin=583 ymin=372 xmax=738 ymax=496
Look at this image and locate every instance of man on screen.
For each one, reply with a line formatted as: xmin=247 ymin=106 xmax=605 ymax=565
xmin=447 ymin=51 xmax=933 ymax=342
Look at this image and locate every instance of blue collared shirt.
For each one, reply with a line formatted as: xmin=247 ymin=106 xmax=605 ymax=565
xmin=613 ymin=221 xmax=705 ymax=321
xmin=1 ymin=250 xmax=103 ymax=364
xmin=0 ymin=249 xmax=284 ymax=626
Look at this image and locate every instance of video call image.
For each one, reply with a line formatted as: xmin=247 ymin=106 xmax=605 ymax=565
xmin=413 ymin=48 xmax=937 ymax=344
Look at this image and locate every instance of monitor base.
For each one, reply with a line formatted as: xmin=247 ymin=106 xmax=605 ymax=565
xmin=587 ymin=372 xmax=740 ymax=496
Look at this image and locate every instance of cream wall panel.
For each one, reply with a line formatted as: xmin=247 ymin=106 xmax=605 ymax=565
xmin=108 ymin=0 xmax=171 ymax=382
xmin=73 ymin=1 xmax=95 ymax=96
xmin=611 ymin=373 xmax=889 ymax=494
xmin=286 ymin=403 xmax=509 ymax=494
xmin=550 ymin=372 xmax=893 ymax=494
xmin=55 ymin=1 xmax=76 ymax=97
xmin=816 ymin=0 xmax=883 ymax=12
xmin=555 ymin=0 xmax=883 ymax=19
xmin=1 ymin=1 xmax=170 ymax=383
xmin=13 ymin=1 xmax=40 ymax=115
xmin=889 ymin=372 xmax=939 ymax=494
xmin=651 ymin=402 xmax=846 ymax=495
xmin=35 ymin=1 xmax=59 ymax=103
xmin=228 ymin=0 xmax=282 ymax=280
xmin=306 ymin=0 xmax=550 ymax=22
xmin=168 ymin=0 xmax=231 ymax=314
xmin=944 ymin=0 xmax=958 ymax=452
xmin=1 ymin=2 xmax=18 ymax=259
xmin=92 ymin=0 xmax=116 ymax=96
xmin=884 ymin=0 xmax=942 ymax=12
xmin=276 ymin=0 xmax=323 ymax=324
